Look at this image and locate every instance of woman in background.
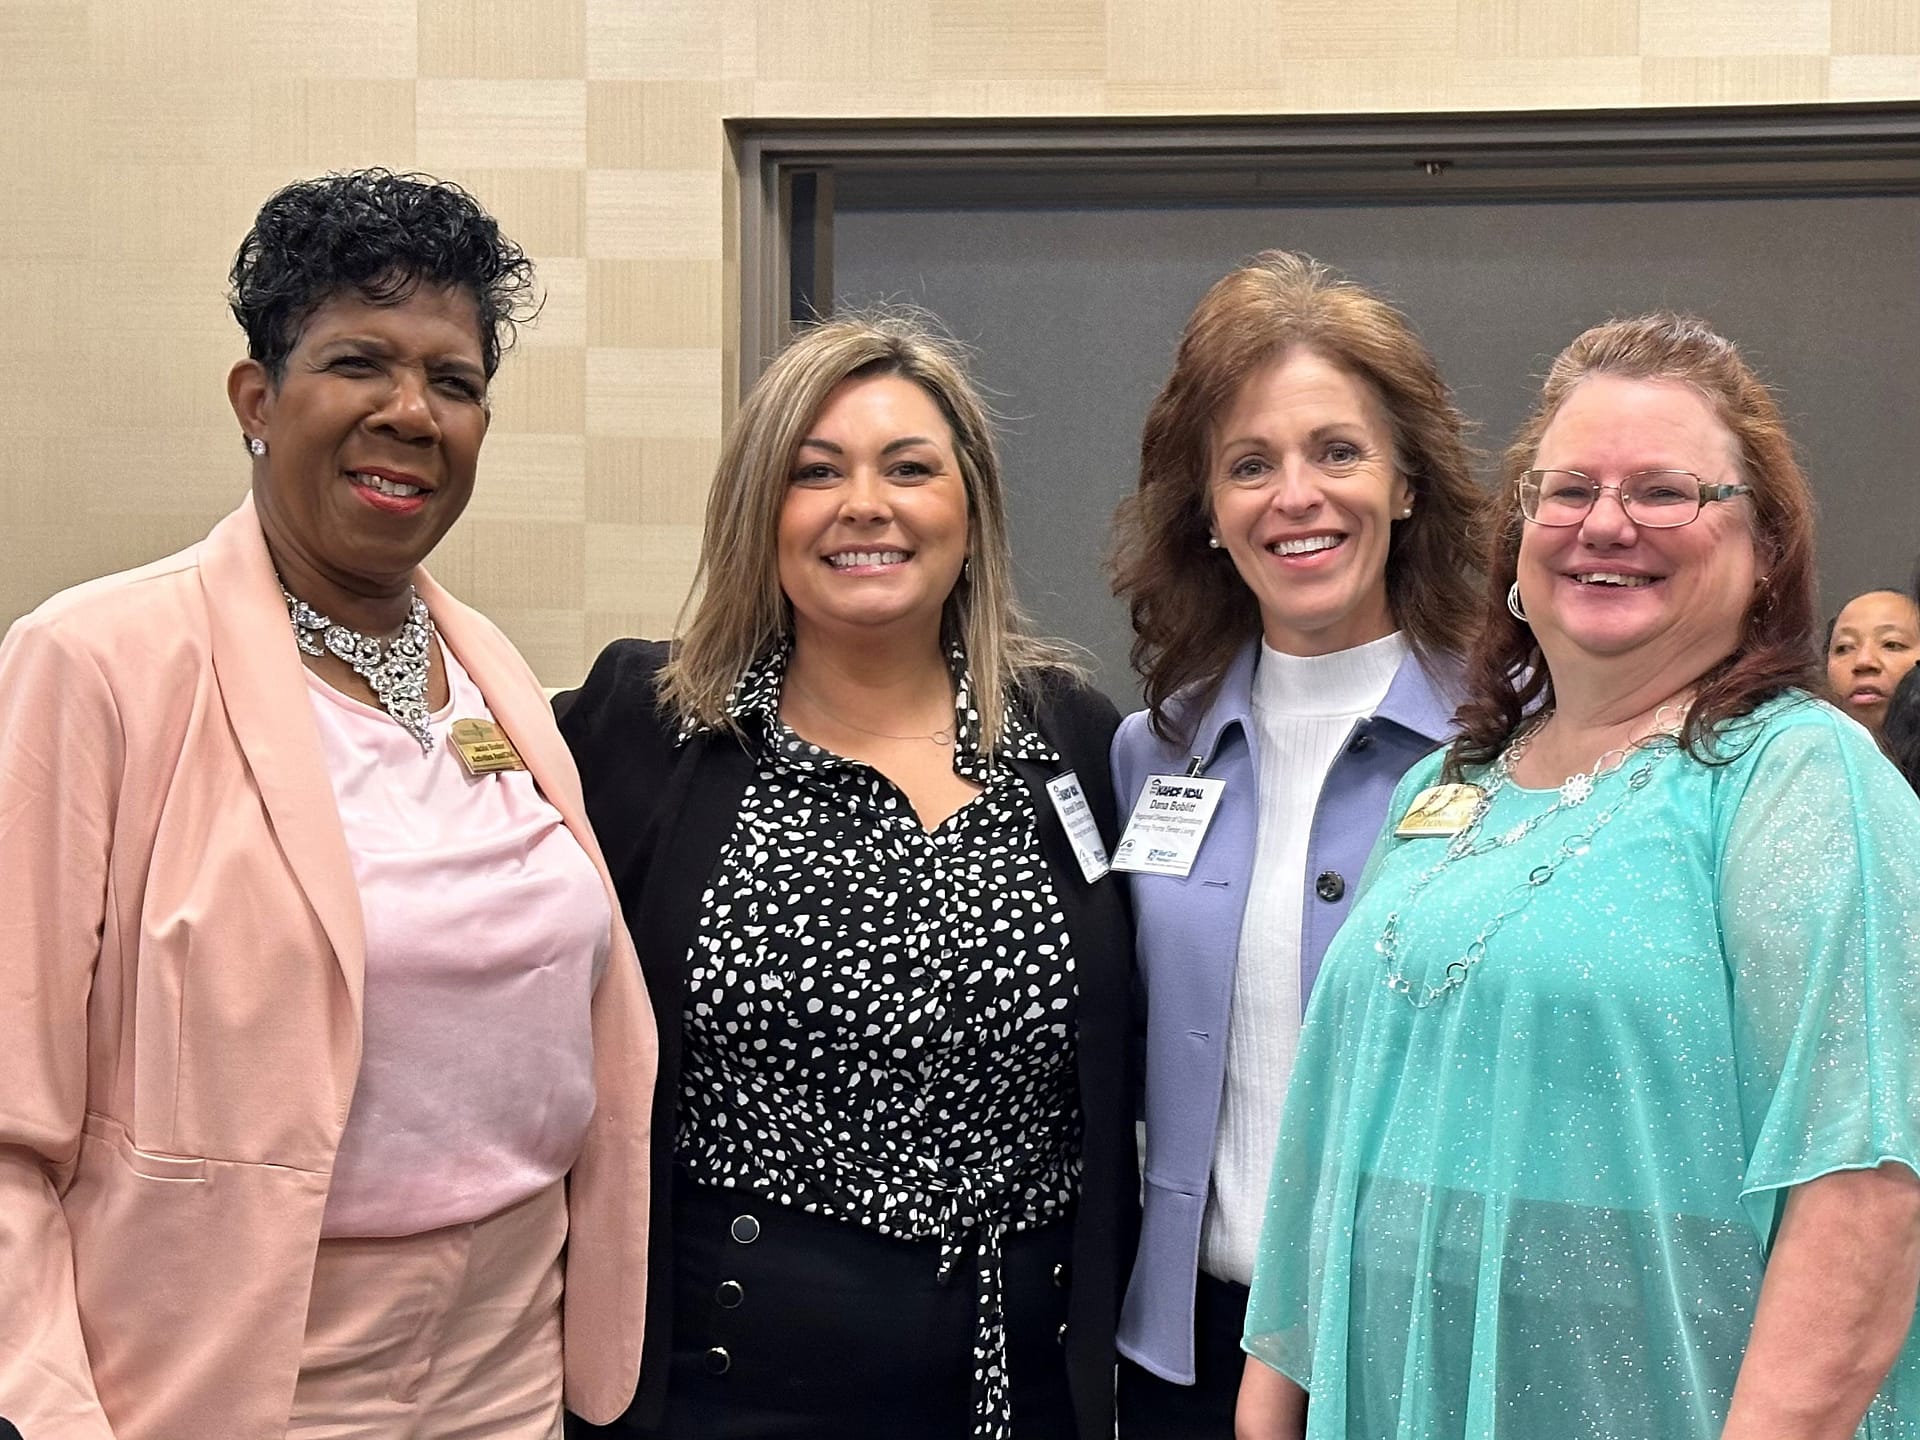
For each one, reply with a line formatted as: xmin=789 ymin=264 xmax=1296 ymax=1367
xmin=0 ymin=170 xmax=653 ymax=1439
xmin=1240 ymin=313 xmax=1920 ymax=1439
xmin=1106 ymin=250 xmax=1479 ymax=1437
xmin=562 ymin=311 xmax=1135 ymax=1440
xmin=1826 ymin=586 xmax=1920 ymax=734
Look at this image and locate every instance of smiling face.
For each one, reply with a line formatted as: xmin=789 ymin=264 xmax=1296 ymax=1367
xmin=229 ymin=283 xmax=490 ymax=616
xmin=775 ymin=372 xmax=970 ymax=652
xmin=1207 ymin=347 xmax=1412 ymax=656
xmin=1827 ymin=590 xmax=1920 ymax=731
xmin=1517 ymin=374 xmax=1762 ymax=697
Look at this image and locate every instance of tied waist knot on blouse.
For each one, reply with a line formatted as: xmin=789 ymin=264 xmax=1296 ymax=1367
xmin=675 ymin=643 xmax=1084 ymax=1440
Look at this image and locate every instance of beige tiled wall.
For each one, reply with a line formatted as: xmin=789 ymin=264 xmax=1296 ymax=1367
xmin=5 ymin=0 xmax=1916 ymax=682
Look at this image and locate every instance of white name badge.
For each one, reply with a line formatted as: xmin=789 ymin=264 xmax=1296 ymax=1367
xmin=1045 ymin=771 xmax=1111 ymax=883
xmin=1110 ymin=773 xmax=1228 ymax=878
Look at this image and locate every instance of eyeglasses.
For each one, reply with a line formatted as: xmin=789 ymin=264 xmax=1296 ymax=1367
xmin=1518 ymin=470 xmax=1753 ymax=528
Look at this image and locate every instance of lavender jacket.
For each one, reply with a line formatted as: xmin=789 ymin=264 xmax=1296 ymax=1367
xmin=1111 ymin=639 xmax=1464 ymax=1383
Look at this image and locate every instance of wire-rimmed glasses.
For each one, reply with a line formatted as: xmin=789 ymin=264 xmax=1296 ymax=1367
xmin=1518 ymin=470 xmax=1753 ymax=528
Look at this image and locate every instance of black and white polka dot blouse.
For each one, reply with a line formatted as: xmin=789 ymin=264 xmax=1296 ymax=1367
xmin=676 ymin=642 xmax=1081 ymax=1440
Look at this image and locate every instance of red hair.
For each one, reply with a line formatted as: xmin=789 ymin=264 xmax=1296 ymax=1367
xmin=1447 ymin=312 xmax=1818 ymax=776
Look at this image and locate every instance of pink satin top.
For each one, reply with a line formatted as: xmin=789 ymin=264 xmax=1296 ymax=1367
xmin=307 ymin=641 xmax=607 ymax=1238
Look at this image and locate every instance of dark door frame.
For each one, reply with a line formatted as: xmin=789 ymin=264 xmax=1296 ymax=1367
xmin=728 ymin=102 xmax=1920 ymax=400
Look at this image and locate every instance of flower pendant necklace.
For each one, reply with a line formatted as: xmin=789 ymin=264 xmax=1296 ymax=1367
xmin=1378 ymin=704 xmax=1685 ymax=1009
xmin=283 ymin=584 xmax=437 ymax=755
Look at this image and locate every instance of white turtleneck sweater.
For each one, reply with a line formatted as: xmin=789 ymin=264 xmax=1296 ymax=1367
xmin=1199 ymin=629 xmax=1408 ymax=1286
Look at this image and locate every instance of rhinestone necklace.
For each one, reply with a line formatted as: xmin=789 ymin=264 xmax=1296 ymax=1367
xmin=1378 ymin=706 xmax=1685 ymax=1009
xmin=282 ymin=584 xmax=436 ymax=755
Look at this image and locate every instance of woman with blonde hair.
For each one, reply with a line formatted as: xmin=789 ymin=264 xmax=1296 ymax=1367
xmin=562 ymin=311 xmax=1136 ymax=1439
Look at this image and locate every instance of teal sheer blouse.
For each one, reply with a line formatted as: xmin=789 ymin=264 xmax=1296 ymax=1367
xmin=1244 ymin=694 xmax=1920 ymax=1438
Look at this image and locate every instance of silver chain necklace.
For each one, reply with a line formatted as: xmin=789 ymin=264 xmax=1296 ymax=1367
xmin=783 ymin=676 xmax=956 ymax=746
xmin=1378 ymin=707 xmax=1684 ymax=1009
xmin=282 ymin=584 xmax=436 ymax=755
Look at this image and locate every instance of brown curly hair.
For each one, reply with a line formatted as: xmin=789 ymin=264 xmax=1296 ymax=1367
xmin=1109 ymin=250 xmax=1482 ymax=744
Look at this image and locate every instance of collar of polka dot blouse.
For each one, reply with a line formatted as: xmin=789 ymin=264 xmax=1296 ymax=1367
xmin=780 ymin=674 xmax=956 ymax=747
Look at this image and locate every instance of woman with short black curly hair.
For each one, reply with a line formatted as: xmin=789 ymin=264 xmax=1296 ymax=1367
xmin=0 ymin=169 xmax=655 ymax=1440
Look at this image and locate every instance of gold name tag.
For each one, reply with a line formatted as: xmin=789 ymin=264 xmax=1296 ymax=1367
xmin=450 ymin=718 xmax=527 ymax=776
xmin=1395 ymin=782 xmax=1483 ymax=838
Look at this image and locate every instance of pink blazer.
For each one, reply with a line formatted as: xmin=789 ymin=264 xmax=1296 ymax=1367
xmin=0 ymin=497 xmax=656 ymax=1438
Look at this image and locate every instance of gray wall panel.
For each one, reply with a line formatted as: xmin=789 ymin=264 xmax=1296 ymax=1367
xmin=832 ymin=195 xmax=1920 ymax=703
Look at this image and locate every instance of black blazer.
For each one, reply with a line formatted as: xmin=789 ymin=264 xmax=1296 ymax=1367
xmin=558 ymin=640 xmax=1138 ymax=1440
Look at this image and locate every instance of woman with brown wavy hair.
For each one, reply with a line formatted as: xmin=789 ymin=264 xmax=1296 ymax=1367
xmin=1239 ymin=313 xmax=1920 ymax=1439
xmin=1107 ymin=251 xmax=1481 ymax=1437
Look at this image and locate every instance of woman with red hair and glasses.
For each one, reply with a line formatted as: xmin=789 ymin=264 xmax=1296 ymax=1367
xmin=1240 ymin=314 xmax=1920 ymax=1439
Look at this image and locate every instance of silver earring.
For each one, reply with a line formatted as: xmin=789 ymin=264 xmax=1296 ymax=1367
xmin=1207 ymin=535 xmax=1222 ymax=549
xmin=1506 ymin=581 xmax=1528 ymax=623
xmin=246 ymin=436 xmax=267 ymax=457
xmin=962 ymin=556 xmax=972 ymax=580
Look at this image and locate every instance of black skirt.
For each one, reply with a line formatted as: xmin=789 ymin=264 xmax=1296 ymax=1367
xmin=574 ymin=1176 xmax=1076 ymax=1440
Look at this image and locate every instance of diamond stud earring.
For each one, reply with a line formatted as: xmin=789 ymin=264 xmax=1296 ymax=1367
xmin=246 ymin=436 xmax=267 ymax=457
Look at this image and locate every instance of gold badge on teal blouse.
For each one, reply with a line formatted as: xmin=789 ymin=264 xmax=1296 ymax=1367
xmin=1395 ymin=782 xmax=1483 ymax=837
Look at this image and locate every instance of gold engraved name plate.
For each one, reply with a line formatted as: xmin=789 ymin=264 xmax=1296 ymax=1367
xmin=450 ymin=718 xmax=527 ymax=776
xmin=1394 ymin=782 xmax=1483 ymax=838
